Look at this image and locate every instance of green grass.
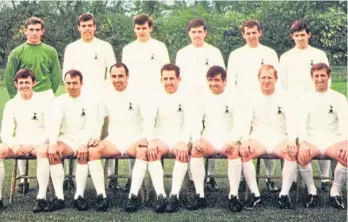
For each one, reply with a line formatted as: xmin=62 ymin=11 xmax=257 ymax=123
xmin=0 ymin=66 xmax=346 ymax=221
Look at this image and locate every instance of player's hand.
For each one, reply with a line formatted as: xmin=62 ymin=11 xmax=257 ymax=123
xmin=192 ymin=139 xmax=204 ymax=154
xmin=147 ymin=144 xmax=159 ymax=161
xmin=239 ymin=141 xmax=251 ymax=158
xmin=224 ymin=141 xmax=239 ymax=155
xmin=88 ymin=138 xmax=100 ymax=148
xmin=286 ymin=141 xmax=298 ymax=158
xmin=17 ymin=144 xmax=34 ymax=155
xmin=175 ymin=142 xmax=189 ymax=162
xmin=338 ymin=141 xmax=347 ymax=163
xmin=138 ymin=138 xmax=148 ymax=148
xmin=48 ymin=144 xmax=61 ymax=164
xmin=299 ymin=144 xmax=311 ymax=161
xmin=76 ymin=145 xmax=88 ymax=164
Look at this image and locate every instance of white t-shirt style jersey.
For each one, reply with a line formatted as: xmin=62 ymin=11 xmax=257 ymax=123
xmin=122 ymin=38 xmax=170 ymax=95
xmin=176 ymin=43 xmax=225 ymax=98
xmin=153 ymin=88 xmax=192 ymax=146
xmin=48 ymin=92 xmax=100 ymax=147
xmin=240 ymin=89 xmax=297 ymax=144
xmin=297 ymin=89 xmax=348 ymax=143
xmin=279 ymin=46 xmax=330 ymax=98
xmin=1 ymin=93 xmax=49 ymax=147
xmin=227 ymin=44 xmax=279 ymax=92
xmin=99 ymin=87 xmax=155 ymax=143
xmin=192 ymin=89 xmax=241 ymax=146
xmin=63 ymin=37 xmax=116 ymax=92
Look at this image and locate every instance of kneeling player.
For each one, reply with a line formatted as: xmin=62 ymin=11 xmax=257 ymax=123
xmin=297 ymin=63 xmax=347 ymax=209
xmin=189 ymin=66 xmax=243 ymax=212
xmin=239 ymin=65 xmax=298 ymax=209
xmin=48 ymin=70 xmax=106 ymax=211
xmin=0 ymin=69 xmax=52 ymax=212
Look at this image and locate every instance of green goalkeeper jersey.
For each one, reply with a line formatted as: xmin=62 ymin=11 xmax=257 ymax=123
xmin=5 ymin=42 xmax=61 ymax=98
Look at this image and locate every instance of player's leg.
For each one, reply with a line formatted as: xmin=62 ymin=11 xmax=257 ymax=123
xmin=0 ymin=143 xmax=16 ymax=208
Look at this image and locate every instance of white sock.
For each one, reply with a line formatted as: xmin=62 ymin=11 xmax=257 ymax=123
xmin=107 ymin=159 xmax=115 ymax=176
xmin=207 ymin=159 xmax=216 ymax=177
xmin=299 ymin=163 xmax=317 ymax=195
xmin=263 ymin=159 xmax=275 ymax=177
xmin=88 ymin=160 xmax=106 ymax=198
xmin=280 ymin=160 xmax=297 ymax=196
xmin=74 ymin=163 xmax=89 ymax=199
xmin=318 ymin=160 xmax=331 ymax=183
xmin=49 ymin=164 xmax=65 ymax=200
xmin=36 ymin=158 xmax=50 ymax=199
xmin=228 ymin=158 xmax=242 ymax=198
xmin=242 ymin=161 xmax=260 ymax=197
xmin=170 ymin=161 xmax=188 ymax=197
xmin=190 ymin=157 xmax=205 ymax=198
xmin=129 ymin=159 xmax=148 ymax=198
xmin=0 ymin=160 xmax=4 ymax=199
xmin=330 ymin=163 xmax=347 ymax=197
xmin=148 ymin=160 xmax=166 ymax=198
xmin=128 ymin=159 xmax=135 ymax=177
xmin=18 ymin=159 xmax=26 ymax=183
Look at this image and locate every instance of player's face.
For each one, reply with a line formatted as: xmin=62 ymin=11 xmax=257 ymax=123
xmin=312 ymin=69 xmax=330 ymax=92
xmin=78 ymin=20 xmax=96 ymax=42
xmin=188 ymin=26 xmax=207 ymax=47
xmin=24 ymin=24 xmax=44 ymax=44
xmin=110 ymin=66 xmax=128 ymax=91
xmin=65 ymin=74 xmax=83 ymax=98
xmin=15 ymin=76 xmax=36 ymax=98
xmin=291 ymin=29 xmax=311 ymax=49
xmin=207 ymin=74 xmax=226 ymax=94
xmin=242 ymin=26 xmax=262 ymax=48
xmin=134 ymin=22 xmax=152 ymax=42
xmin=161 ymin=70 xmax=181 ymax=94
xmin=259 ymin=69 xmax=277 ymax=94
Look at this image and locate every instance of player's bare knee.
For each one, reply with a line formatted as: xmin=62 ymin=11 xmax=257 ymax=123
xmin=88 ymin=148 xmax=101 ymax=160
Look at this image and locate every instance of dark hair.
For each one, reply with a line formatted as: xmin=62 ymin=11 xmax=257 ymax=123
xmin=290 ymin=20 xmax=310 ymax=34
xmin=206 ymin=66 xmax=226 ymax=81
xmin=134 ymin=14 xmax=153 ymax=27
xmin=311 ymin=63 xmax=331 ymax=77
xmin=161 ymin=64 xmax=180 ymax=78
xmin=14 ymin=68 xmax=36 ymax=82
xmin=110 ymin=62 xmax=129 ymax=76
xmin=187 ymin=18 xmax=207 ymax=31
xmin=64 ymin=69 xmax=83 ymax=82
xmin=258 ymin=64 xmax=278 ymax=79
xmin=25 ymin=17 xmax=44 ymax=29
xmin=78 ymin=13 xmax=96 ymax=26
xmin=241 ymin=20 xmax=262 ymax=33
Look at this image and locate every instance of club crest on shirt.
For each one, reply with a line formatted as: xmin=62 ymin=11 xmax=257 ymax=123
xmin=129 ymin=102 xmax=133 ymax=111
xmin=32 ymin=112 xmax=37 ymax=120
xmin=225 ymin=105 xmax=229 ymax=114
xmin=328 ymin=105 xmax=334 ymax=114
xmin=277 ymin=106 xmax=282 ymax=114
xmin=81 ymin=108 xmax=86 ymax=116
xmin=151 ymin=53 xmax=155 ymax=60
xmin=177 ymin=104 xmax=182 ymax=112
xmin=261 ymin=58 xmax=264 ymax=65
xmin=94 ymin=53 xmax=98 ymax=60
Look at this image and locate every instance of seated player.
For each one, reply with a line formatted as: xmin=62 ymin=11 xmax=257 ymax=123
xmin=47 ymin=69 xmax=106 ymax=212
xmin=0 ymin=69 xmax=52 ymax=212
xmin=189 ymin=66 xmax=243 ymax=212
xmin=297 ymin=63 xmax=347 ymax=209
xmin=239 ymin=64 xmax=298 ymax=209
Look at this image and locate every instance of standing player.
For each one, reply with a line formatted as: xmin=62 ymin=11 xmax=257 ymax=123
xmin=189 ymin=66 xmax=243 ymax=212
xmin=63 ymin=13 xmax=116 ymax=188
xmin=0 ymin=69 xmax=52 ymax=212
xmin=121 ymin=14 xmax=170 ymax=191
xmin=280 ymin=20 xmax=331 ymax=191
xmin=238 ymin=65 xmax=298 ymax=209
xmin=4 ymin=17 xmax=61 ymax=193
xmin=227 ymin=20 xmax=280 ymax=192
xmin=47 ymin=70 xmax=106 ymax=212
xmin=176 ymin=18 xmax=225 ymax=190
xmin=297 ymin=63 xmax=347 ymax=209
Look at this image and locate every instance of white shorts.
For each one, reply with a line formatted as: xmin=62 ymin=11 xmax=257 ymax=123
xmin=250 ymin=133 xmax=286 ymax=154
xmin=105 ymin=136 xmax=135 ymax=155
xmin=202 ymin=136 xmax=225 ymax=153
xmin=14 ymin=137 xmax=48 ymax=148
xmin=57 ymin=135 xmax=78 ymax=155
xmin=305 ymin=135 xmax=341 ymax=155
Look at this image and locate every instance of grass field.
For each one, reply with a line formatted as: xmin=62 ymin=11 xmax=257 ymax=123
xmin=0 ymin=67 xmax=346 ymax=221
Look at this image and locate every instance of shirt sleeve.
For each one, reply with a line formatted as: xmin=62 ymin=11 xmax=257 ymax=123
xmin=215 ymin=48 xmax=226 ymax=69
xmin=4 ymin=51 xmax=19 ymax=99
xmin=279 ymin=54 xmax=288 ymax=90
xmin=237 ymin=97 xmax=253 ymax=141
xmin=50 ymin=49 xmax=61 ymax=93
xmin=337 ymin=95 xmax=348 ymax=140
xmin=62 ymin=44 xmax=73 ymax=82
xmin=104 ymin=43 xmax=116 ymax=84
xmin=179 ymin=99 xmax=194 ymax=143
xmin=226 ymin=51 xmax=238 ymax=91
xmin=1 ymin=102 xmax=16 ymax=147
xmin=47 ymin=100 xmax=64 ymax=145
xmin=76 ymin=104 xmax=101 ymax=146
xmin=283 ymin=94 xmax=298 ymax=143
xmin=296 ymin=96 xmax=309 ymax=144
xmin=190 ymin=100 xmax=205 ymax=142
xmin=139 ymin=100 xmax=156 ymax=140
xmin=161 ymin=43 xmax=170 ymax=65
